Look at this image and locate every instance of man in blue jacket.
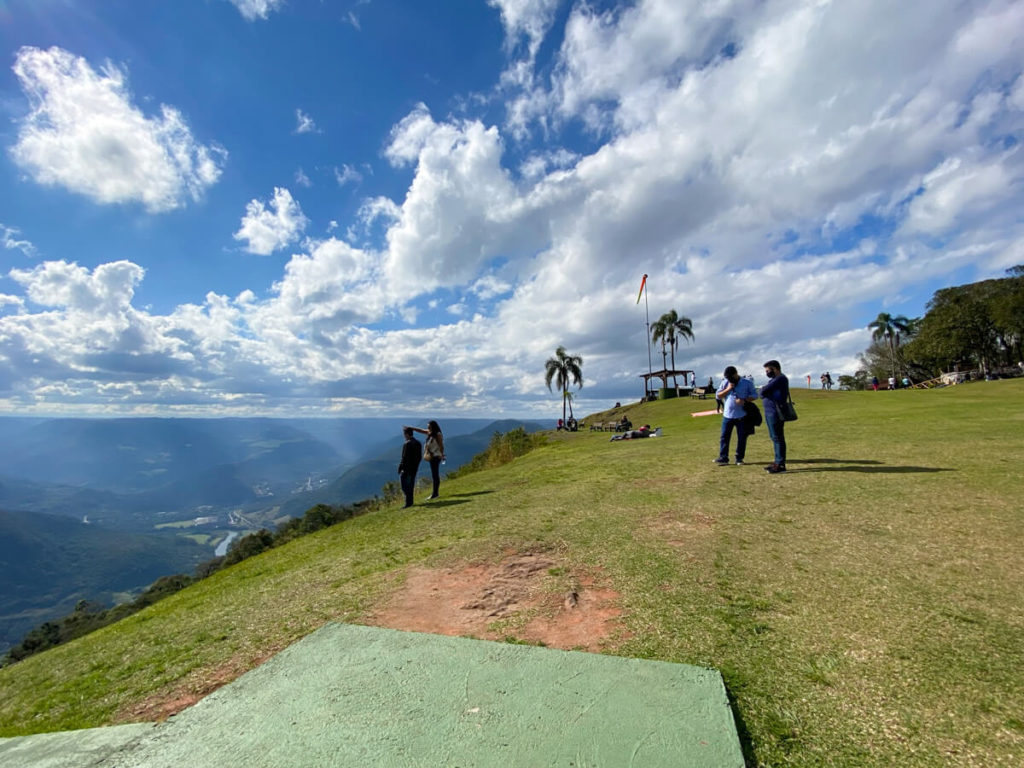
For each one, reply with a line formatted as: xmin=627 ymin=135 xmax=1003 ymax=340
xmin=759 ymin=360 xmax=790 ymax=474
xmin=715 ymin=366 xmax=757 ymax=466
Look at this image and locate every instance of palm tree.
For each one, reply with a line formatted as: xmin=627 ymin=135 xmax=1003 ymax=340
xmin=544 ymin=346 xmax=584 ymax=423
xmin=652 ymin=310 xmax=695 ymax=389
xmin=650 ymin=317 xmax=669 ymax=374
xmin=868 ymin=312 xmax=910 ymax=381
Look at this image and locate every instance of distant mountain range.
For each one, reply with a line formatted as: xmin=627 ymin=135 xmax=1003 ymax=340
xmin=277 ymin=419 xmax=547 ymax=517
xmin=0 ymin=417 xmax=507 ymax=528
xmin=0 ymin=416 xmax=545 ymax=654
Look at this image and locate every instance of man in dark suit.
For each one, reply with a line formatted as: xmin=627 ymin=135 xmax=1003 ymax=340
xmin=398 ymin=427 xmax=423 ymax=508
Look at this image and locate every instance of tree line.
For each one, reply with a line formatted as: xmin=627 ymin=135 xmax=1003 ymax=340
xmin=847 ymin=266 xmax=1024 ymax=388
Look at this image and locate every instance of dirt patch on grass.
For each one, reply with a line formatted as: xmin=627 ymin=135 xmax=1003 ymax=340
xmin=646 ymin=510 xmax=717 ymax=549
xmin=115 ymin=554 xmax=625 ymax=723
xmin=114 ymin=648 xmax=281 ymax=724
xmin=366 ymin=552 xmax=627 ymax=651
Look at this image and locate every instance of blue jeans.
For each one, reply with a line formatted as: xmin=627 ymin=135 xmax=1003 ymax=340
xmin=719 ymin=417 xmax=749 ymax=462
xmin=766 ymin=415 xmax=786 ymax=466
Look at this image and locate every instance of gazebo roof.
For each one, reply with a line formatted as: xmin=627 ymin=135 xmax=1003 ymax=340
xmin=639 ymin=369 xmax=694 ymax=381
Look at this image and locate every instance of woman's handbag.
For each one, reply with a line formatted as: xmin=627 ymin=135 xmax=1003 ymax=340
xmin=779 ymin=394 xmax=798 ymax=422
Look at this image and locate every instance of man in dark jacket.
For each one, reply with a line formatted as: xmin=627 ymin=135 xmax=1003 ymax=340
xmin=398 ymin=427 xmax=423 ymax=508
xmin=760 ymin=360 xmax=790 ymax=474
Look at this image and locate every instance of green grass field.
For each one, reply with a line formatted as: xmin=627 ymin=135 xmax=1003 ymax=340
xmin=2 ymin=381 xmax=1023 ymax=766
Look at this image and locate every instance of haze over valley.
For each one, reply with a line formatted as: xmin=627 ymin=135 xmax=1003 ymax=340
xmin=0 ymin=416 xmax=543 ymax=653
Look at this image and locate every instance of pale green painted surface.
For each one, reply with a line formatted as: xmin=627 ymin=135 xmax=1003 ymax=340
xmin=3 ymin=624 xmax=745 ymax=767
xmin=0 ymin=723 xmax=153 ymax=767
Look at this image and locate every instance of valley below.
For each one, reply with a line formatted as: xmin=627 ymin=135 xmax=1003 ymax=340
xmin=0 ymin=416 xmax=543 ymax=655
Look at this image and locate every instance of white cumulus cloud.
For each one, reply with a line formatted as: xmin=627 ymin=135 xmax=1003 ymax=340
xmin=334 ymin=164 xmax=363 ymax=186
xmin=233 ymin=187 xmax=309 ymax=255
xmin=2 ymin=223 xmax=38 ymax=258
xmin=9 ymin=46 xmax=225 ymax=213
xmin=227 ymin=0 xmax=285 ymax=21
xmin=488 ymin=0 xmax=561 ymax=57
xmin=294 ymin=108 xmax=320 ymax=134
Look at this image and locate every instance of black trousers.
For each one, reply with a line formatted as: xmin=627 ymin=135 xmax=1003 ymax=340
xmin=428 ymin=457 xmax=442 ymax=496
xmin=400 ymin=471 xmax=417 ymax=507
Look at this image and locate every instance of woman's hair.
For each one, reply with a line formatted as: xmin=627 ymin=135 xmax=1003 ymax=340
xmin=427 ymin=420 xmax=441 ymax=435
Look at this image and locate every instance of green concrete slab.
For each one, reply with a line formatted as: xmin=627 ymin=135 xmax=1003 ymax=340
xmin=0 ymin=723 xmax=154 ymax=768
xmin=8 ymin=624 xmax=745 ymax=767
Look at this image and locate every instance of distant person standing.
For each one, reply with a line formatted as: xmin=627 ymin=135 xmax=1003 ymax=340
xmin=398 ymin=427 xmax=422 ymax=508
xmin=760 ymin=360 xmax=790 ymax=474
xmin=872 ymin=376 xmax=879 ymax=391
xmin=408 ymin=421 xmax=445 ymax=500
xmin=709 ymin=377 xmax=724 ymax=413
xmin=714 ymin=366 xmax=757 ymax=466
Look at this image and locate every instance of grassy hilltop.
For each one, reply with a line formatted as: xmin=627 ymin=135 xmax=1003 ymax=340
xmin=2 ymin=382 xmax=1023 ymax=767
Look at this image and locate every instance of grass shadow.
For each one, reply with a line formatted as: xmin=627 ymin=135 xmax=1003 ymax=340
xmin=789 ymin=465 xmax=954 ymax=474
xmin=789 ymin=458 xmax=883 ymax=465
xmin=446 ymin=490 xmax=495 ymax=498
xmin=720 ymin=674 xmax=757 ymax=767
xmin=422 ymin=499 xmax=471 ymax=507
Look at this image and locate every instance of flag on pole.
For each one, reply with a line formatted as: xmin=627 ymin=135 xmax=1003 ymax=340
xmin=636 ymin=274 xmax=648 ymax=304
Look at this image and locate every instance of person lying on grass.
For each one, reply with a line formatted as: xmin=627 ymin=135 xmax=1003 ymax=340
xmin=610 ymin=425 xmax=657 ymax=441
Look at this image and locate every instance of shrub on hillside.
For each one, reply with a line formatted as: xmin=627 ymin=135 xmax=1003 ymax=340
xmin=1 ymin=575 xmax=195 ymax=666
xmin=275 ymin=503 xmax=355 ymax=545
xmin=222 ymin=529 xmax=275 ymax=566
xmin=447 ymin=427 xmax=546 ymax=479
xmin=194 ymin=555 xmax=226 ymax=579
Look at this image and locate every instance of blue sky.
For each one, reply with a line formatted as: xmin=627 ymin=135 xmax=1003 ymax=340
xmin=1 ymin=0 xmax=1022 ymax=418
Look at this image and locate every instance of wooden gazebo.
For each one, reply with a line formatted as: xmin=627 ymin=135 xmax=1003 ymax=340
xmin=640 ymin=369 xmax=696 ymax=399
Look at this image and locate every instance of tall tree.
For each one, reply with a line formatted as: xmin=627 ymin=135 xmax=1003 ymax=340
xmin=868 ymin=312 xmax=910 ymax=381
xmin=544 ymin=346 xmax=583 ymax=423
xmin=652 ymin=310 xmax=694 ymax=388
xmin=909 ymin=286 xmax=1000 ymax=375
xmin=650 ymin=317 xmax=669 ymax=374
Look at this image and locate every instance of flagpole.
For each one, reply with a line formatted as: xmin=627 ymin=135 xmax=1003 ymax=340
xmin=644 ymin=275 xmax=653 ymax=400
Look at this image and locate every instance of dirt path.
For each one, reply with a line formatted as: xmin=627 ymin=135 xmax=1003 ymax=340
xmin=367 ymin=552 xmax=628 ymax=651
